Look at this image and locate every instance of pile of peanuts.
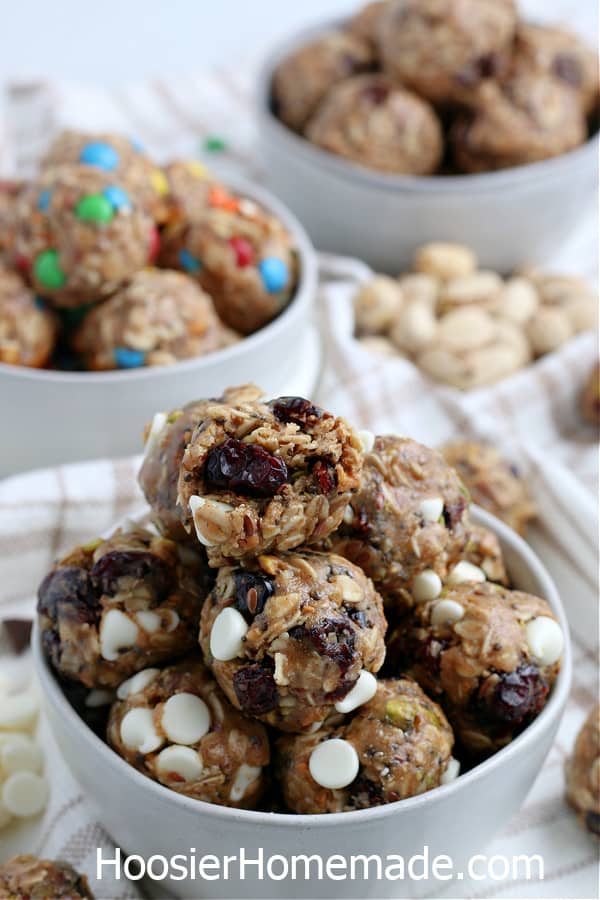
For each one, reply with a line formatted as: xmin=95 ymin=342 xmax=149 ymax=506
xmin=354 ymin=242 xmax=597 ymax=390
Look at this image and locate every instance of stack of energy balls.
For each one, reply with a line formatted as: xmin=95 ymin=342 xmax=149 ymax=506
xmin=37 ymin=385 xmax=565 ymax=813
xmin=272 ymin=0 xmax=599 ymax=175
xmin=0 ymin=133 xmax=298 ymax=371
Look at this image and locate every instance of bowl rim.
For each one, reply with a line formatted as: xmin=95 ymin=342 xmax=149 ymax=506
xmin=0 ymin=175 xmax=318 ymax=385
xmin=33 ymin=504 xmax=572 ymax=828
xmin=256 ymin=16 xmax=600 ymax=195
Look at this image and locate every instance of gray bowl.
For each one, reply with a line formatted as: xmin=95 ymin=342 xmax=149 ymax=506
xmin=256 ymin=20 xmax=599 ymax=273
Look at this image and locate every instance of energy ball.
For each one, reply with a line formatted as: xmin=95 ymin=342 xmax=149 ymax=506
xmin=159 ymin=185 xmax=298 ymax=334
xmin=107 ymin=658 xmax=270 ymax=809
xmin=450 ymin=73 xmax=587 ymax=173
xmin=441 ymin=441 xmax=536 ymax=535
xmin=305 ymin=75 xmax=443 ymax=175
xmin=328 ymin=435 xmax=470 ymax=615
xmin=378 ymin=0 xmax=517 ymax=105
xmin=391 ymin=582 xmax=564 ymax=755
xmin=513 ymin=23 xmax=599 ymax=117
xmin=565 ymin=705 xmax=600 ymax=838
xmin=199 ymin=550 xmax=386 ymax=732
xmin=272 ymin=30 xmax=374 ymax=132
xmin=15 ymin=164 xmax=156 ymax=308
xmin=580 ymin=361 xmax=600 ymax=427
xmin=0 ymin=855 xmax=93 ymax=899
xmin=72 ymin=269 xmax=223 ymax=370
xmin=138 ymin=385 xmax=263 ymax=544
xmin=177 ymin=393 xmax=364 ymax=565
xmin=276 ymin=678 xmax=454 ymax=813
xmin=0 ymin=265 xmax=57 ymax=367
xmin=37 ymin=523 xmax=207 ymax=689
xmin=43 ymin=130 xmax=170 ymax=223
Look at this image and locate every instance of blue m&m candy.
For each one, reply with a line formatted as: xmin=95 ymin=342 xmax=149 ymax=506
xmin=130 ymin=137 xmax=145 ymax=154
xmin=79 ymin=142 xmax=120 ymax=172
xmin=114 ymin=347 xmax=145 ymax=369
xmin=179 ymin=248 xmax=201 ymax=274
xmin=103 ymin=185 xmax=132 ymax=211
xmin=37 ymin=189 xmax=51 ymax=212
xmin=259 ymin=257 xmax=288 ymax=294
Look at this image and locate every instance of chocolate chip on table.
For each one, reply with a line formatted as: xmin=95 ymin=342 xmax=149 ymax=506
xmin=234 ymin=571 xmax=274 ymax=617
xmin=205 ymin=438 xmax=289 ymax=497
xmin=233 ymin=662 xmax=278 ymax=715
xmin=270 ymin=396 xmax=323 ymax=425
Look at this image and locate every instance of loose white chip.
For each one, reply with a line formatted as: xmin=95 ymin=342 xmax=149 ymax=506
xmin=309 ymin=738 xmax=359 ymax=790
xmin=229 ymin=764 xmax=262 ymax=802
xmin=136 ymin=611 xmax=161 ymax=633
xmin=446 ymin=561 xmax=486 ymax=585
xmin=210 ymin=608 xmax=248 ymax=661
xmin=100 ymin=610 xmax=139 ymax=662
xmin=334 ymin=671 xmax=377 ymax=714
xmin=412 ymin=570 xmax=442 ymax=602
xmin=120 ymin=708 xmax=164 ymax=754
xmin=358 ymin=430 xmax=375 ymax=453
xmin=85 ymin=688 xmax=115 ymax=708
xmin=143 ymin=412 xmax=168 ymax=460
xmin=155 ymin=745 xmax=203 ymax=782
xmin=419 ymin=497 xmax=444 ymax=523
xmin=0 ymin=692 xmax=38 ymax=732
xmin=2 ymin=771 xmax=49 ymax=817
xmin=526 ymin=617 xmax=564 ymax=666
xmin=441 ymin=757 xmax=461 ymax=785
xmin=117 ymin=668 xmax=160 ymax=701
xmin=161 ymin=693 xmax=211 ymax=745
xmin=1 ymin=735 xmax=43 ymax=775
xmin=431 ymin=599 xmax=465 ymax=628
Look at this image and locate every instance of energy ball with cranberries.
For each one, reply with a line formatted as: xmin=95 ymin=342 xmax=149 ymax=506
xmin=159 ymin=184 xmax=298 ymax=335
xmin=276 ymin=678 xmax=454 ymax=814
xmin=305 ymin=75 xmax=443 ymax=175
xmin=388 ymin=582 xmax=564 ymax=755
xmin=0 ymin=855 xmax=94 ymax=899
xmin=107 ymin=657 xmax=270 ymax=808
xmin=177 ymin=393 xmax=364 ymax=566
xmin=37 ymin=523 xmax=207 ymax=689
xmin=15 ymin=164 xmax=156 ymax=308
xmin=272 ymin=30 xmax=374 ymax=132
xmin=199 ymin=550 xmax=386 ymax=733
xmin=327 ymin=435 xmax=470 ymax=616
xmin=138 ymin=385 xmax=264 ymax=545
xmin=72 ymin=269 xmax=223 ymax=370
xmin=565 ymin=704 xmax=600 ymax=838
xmin=378 ymin=0 xmax=517 ymax=105
xmin=0 ymin=265 xmax=57 ymax=367
xmin=441 ymin=441 xmax=536 ymax=535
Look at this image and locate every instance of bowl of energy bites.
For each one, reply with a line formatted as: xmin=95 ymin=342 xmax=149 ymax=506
xmin=0 ymin=132 xmax=317 ymax=475
xmin=257 ymin=1 xmax=599 ymax=270
xmin=33 ymin=385 xmax=571 ymax=900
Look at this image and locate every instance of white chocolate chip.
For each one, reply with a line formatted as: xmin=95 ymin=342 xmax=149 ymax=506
xmin=120 ymin=707 xmax=164 ymax=754
xmin=446 ymin=561 xmax=486 ymax=585
xmin=441 ymin=757 xmax=461 ymax=785
xmin=210 ymin=608 xmax=249 ymax=661
xmin=136 ymin=611 xmax=161 ymax=633
xmin=189 ymin=496 xmax=234 ymax=547
xmin=0 ymin=735 xmax=43 ymax=775
xmin=0 ymin=692 xmax=38 ymax=732
xmin=431 ymin=599 xmax=465 ymax=628
xmin=229 ymin=763 xmax=262 ymax=802
xmin=526 ymin=617 xmax=564 ymax=666
xmin=358 ymin=430 xmax=375 ymax=453
xmin=2 ymin=771 xmax=49 ymax=817
xmin=161 ymin=693 xmax=211 ymax=745
xmin=419 ymin=497 xmax=443 ymax=523
xmin=85 ymin=688 xmax=115 ymax=708
xmin=143 ymin=412 xmax=168 ymax=460
xmin=117 ymin=668 xmax=160 ymax=700
xmin=309 ymin=738 xmax=359 ymax=790
xmin=334 ymin=670 xmax=377 ymax=714
xmin=155 ymin=745 xmax=203 ymax=782
xmin=343 ymin=504 xmax=355 ymax=524
xmin=99 ymin=609 xmax=139 ymax=662
xmin=412 ymin=570 xmax=442 ymax=602
xmin=163 ymin=610 xmax=180 ymax=633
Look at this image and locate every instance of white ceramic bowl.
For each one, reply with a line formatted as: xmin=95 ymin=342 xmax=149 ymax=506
xmin=0 ymin=178 xmax=318 ymax=478
xmin=33 ymin=505 xmax=571 ymax=900
xmin=257 ymin=20 xmax=599 ymax=273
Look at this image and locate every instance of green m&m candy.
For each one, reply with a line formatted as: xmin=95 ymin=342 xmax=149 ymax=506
xmin=75 ymin=193 xmax=114 ymax=224
xmin=34 ymin=249 xmax=66 ymax=289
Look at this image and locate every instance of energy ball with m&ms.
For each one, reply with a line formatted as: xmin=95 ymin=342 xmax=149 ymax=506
xmin=199 ymin=550 xmax=386 ymax=732
xmin=108 ymin=657 xmax=270 ymax=808
xmin=276 ymin=678 xmax=454 ymax=813
xmin=15 ymin=164 xmax=155 ymax=308
xmin=176 ymin=392 xmax=364 ymax=565
xmin=0 ymin=856 xmax=94 ymax=899
xmin=73 ymin=269 xmax=224 ymax=369
xmin=0 ymin=265 xmax=57 ymax=367
xmin=37 ymin=523 xmax=208 ymax=689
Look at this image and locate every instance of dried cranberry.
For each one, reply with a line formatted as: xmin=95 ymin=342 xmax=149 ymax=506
xmin=415 ymin=635 xmax=449 ymax=681
xmin=312 ymin=460 xmax=336 ymax=495
xmin=290 ymin=618 xmax=356 ymax=675
xmin=233 ymin=661 xmax=278 ymax=715
xmin=205 ymin=438 xmax=289 ymax=497
xmin=483 ymin=664 xmax=549 ymax=725
xmin=234 ymin=571 xmax=274 ymax=617
xmin=350 ymin=774 xmax=385 ymax=807
xmin=270 ymin=396 xmax=323 ymax=426
xmin=553 ymin=54 xmax=583 ymax=87
xmin=442 ymin=496 xmax=466 ymax=530
xmin=362 ymin=82 xmax=390 ymax=104
xmin=91 ymin=551 xmax=171 ymax=600
xmin=37 ymin=566 xmax=96 ymax=624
